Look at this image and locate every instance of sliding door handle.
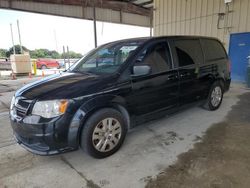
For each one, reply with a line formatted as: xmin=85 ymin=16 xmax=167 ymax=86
xmin=180 ymin=72 xmax=191 ymax=77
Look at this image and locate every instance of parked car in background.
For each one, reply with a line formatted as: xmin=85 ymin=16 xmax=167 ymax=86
xmin=57 ymin=58 xmax=80 ymax=69
xmin=10 ymin=36 xmax=231 ymax=158
xmin=36 ymin=59 xmax=60 ymax=69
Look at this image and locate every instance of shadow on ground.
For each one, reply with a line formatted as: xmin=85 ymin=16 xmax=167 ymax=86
xmin=146 ymin=92 xmax=250 ymax=188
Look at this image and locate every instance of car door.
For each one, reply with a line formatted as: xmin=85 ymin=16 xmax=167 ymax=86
xmin=171 ymin=38 xmax=204 ymax=105
xmin=43 ymin=59 xmax=50 ymax=68
xmin=200 ymin=38 xmax=229 ymax=95
xmin=127 ymin=40 xmax=179 ymax=116
xmin=49 ymin=59 xmax=57 ymax=68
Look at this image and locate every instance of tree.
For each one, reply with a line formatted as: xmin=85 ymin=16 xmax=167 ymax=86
xmin=0 ymin=49 xmax=7 ymax=58
xmin=6 ymin=45 xmax=29 ymax=57
xmin=50 ymin=50 xmax=61 ymax=59
xmin=64 ymin=51 xmax=83 ymax=59
xmin=30 ymin=49 xmax=45 ymax=59
xmin=5 ymin=45 xmax=82 ymax=59
xmin=30 ymin=49 xmax=61 ymax=59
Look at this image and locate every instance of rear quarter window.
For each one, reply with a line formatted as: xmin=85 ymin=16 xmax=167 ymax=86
xmin=201 ymin=39 xmax=227 ymax=62
xmin=174 ymin=39 xmax=203 ymax=67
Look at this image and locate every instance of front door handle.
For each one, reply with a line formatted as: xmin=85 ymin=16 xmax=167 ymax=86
xmin=167 ymin=75 xmax=178 ymax=80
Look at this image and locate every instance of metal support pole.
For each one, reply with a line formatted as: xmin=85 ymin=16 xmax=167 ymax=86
xmin=17 ymin=20 xmax=23 ymax=54
xmin=67 ymin=46 xmax=70 ymax=69
xmin=63 ymin=46 xmax=66 ymax=70
xmin=150 ymin=11 xmax=153 ymax=37
xmin=93 ymin=6 xmax=97 ymax=48
xmin=10 ymin=23 xmax=15 ymax=55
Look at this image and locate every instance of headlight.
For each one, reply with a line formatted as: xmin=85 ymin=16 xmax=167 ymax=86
xmin=10 ymin=96 xmax=15 ymax=110
xmin=32 ymin=100 xmax=68 ymax=118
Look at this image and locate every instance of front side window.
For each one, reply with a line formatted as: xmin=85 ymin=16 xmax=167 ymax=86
xmin=135 ymin=42 xmax=172 ymax=74
xmin=70 ymin=41 xmax=143 ymax=74
xmin=174 ymin=39 xmax=203 ymax=67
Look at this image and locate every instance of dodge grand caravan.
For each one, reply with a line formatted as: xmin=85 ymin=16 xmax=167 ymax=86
xmin=10 ymin=36 xmax=231 ymax=158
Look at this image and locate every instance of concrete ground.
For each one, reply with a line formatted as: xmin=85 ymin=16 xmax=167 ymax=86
xmin=146 ymin=89 xmax=250 ymax=188
xmin=0 ymin=78 xmax=248 ymax=188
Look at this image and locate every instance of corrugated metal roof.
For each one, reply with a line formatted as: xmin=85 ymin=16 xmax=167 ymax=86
xmin=115 ymin=0 xmax=153 ymax=9
xmin=0 ymin=0 xmax=153 ymax=27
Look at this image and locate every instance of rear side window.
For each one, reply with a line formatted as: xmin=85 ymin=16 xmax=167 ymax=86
xmin=174 ymin=39 xmax=203 ymax=67
xmin=201 ymin=39 xmax=227 ymax=62
xmin=136 ymin=42 xmax=172 ymax=74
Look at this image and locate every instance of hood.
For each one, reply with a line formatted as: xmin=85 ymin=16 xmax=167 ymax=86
xmin=15 ymin=72 xmax=116 ymax=100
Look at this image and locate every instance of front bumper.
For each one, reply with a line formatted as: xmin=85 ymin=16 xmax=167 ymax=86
xmin=10 ymin=113 xmax=78 ymax=155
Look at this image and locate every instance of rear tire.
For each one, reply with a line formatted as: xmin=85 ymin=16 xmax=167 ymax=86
xmin=204 ymin=81 xmax=224 ymax=111
xmin=41 ymin=65 xmax=47 ymax=70
xmin=80 ymin=108 xmax=127 ymax=159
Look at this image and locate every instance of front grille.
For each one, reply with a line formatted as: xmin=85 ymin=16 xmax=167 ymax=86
xmin=14 ymin=97 xmax=32 ymax=119
xmin=17 ymin=99 xmax=30 ymax=109
xmin=16 ymin=106 xmax=27 ymax=118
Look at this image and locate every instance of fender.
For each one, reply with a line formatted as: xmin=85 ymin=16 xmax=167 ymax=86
xmin=201 ymin=62 xmax=227 ymax=92
xmin=67 ymin=94 xmax=129 ymax=148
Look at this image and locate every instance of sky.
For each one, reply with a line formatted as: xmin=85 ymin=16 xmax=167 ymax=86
xmin=0 ymin=9 xmax=150 ymax=54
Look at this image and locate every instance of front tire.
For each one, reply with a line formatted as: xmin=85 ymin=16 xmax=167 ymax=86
xmin=204 ymin=81 xmax=224 ymax=111
xmin=80 ymin=108 xmax=127 ymax=158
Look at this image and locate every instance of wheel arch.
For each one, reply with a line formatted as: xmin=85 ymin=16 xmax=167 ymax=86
xmin=41 ymin=64 xmax=47 ymax=68
xmin=67 ymin=94 xmax=131 ymax=148
xmin=213 ymin=76 xmax=226 ymax=92
xmin=206 ymin=72 xmax=226 ymax=91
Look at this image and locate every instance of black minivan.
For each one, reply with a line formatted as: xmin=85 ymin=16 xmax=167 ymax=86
xmin=10 ymin=36 xmax=231 ymax=158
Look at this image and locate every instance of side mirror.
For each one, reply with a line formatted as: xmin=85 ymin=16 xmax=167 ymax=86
xmin=132 ymin=65 xmax=151 ymax=77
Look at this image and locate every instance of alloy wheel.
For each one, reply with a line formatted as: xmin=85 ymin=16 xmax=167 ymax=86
xmin=211 ymin=86 xmax=222 ymax=107
xmin=92 ymin=118 xmax=122 ymax=152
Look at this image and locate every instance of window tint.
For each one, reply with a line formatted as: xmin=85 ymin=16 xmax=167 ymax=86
xmin=201 ymin=39 xmax=227 ymax=61
xmin=136 ymin=42 xmax=172 ymax=74
xmin=174 ymin=39 xmax=203 ymax=67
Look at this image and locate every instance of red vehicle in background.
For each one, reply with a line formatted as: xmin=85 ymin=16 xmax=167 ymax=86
xmin=36 ymin=59 xmax=60 ymax=69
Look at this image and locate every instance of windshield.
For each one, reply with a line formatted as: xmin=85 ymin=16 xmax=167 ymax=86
xmin=69 ymin=41 xmax=143 ymax=74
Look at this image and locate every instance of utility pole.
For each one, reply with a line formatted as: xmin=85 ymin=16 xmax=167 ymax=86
xmin=17 ymin=20 xmax=23 ymax=54
xmin=10 ymin=23 xmax=15 ymax=55
xmin=53 ymin=29 xmax=58 ymax=52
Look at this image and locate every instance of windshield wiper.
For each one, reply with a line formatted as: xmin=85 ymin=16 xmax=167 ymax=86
xmin=70 ymin=70 xmax=95 ymax=75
